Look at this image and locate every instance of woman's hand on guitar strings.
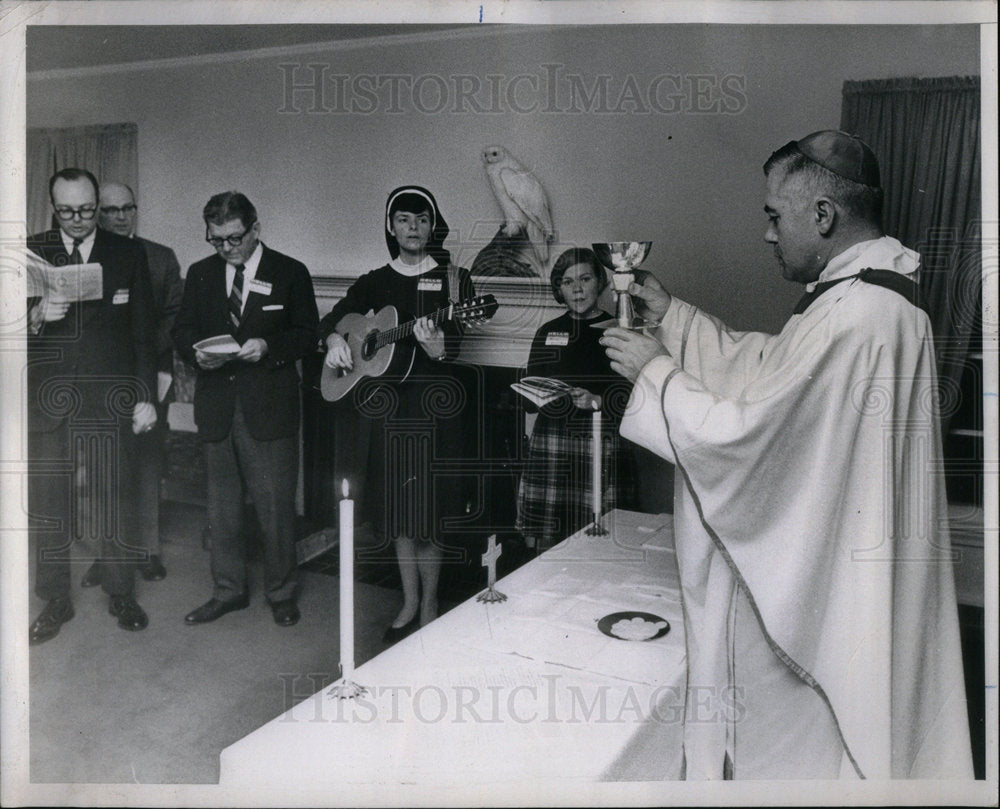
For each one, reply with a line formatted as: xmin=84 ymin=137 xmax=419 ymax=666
xmin=414 ymin=316 xmax=446 ymax=359
xmin=324 ymin=332 xmax=353 ymax=370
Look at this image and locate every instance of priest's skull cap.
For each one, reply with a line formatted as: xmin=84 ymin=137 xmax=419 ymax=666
xmin=789 ymin=130 xmax=881 ymax=187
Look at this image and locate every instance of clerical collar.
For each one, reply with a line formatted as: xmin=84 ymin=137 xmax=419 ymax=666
xmin=793 ymin=235 xmax=924 ymax=316
xmin=390 ymin=255 xmax=439 ymax=276
xmin=60 ymin=228 xmax=96 ymax=260
xmin=804 ymin=236 xmax=919 ymax=292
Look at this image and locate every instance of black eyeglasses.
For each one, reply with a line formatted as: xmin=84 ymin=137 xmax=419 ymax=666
xmin=206 ymin=222 xmax=256 ymax=248
xmin=54 ymin=206 xmax=97 ymax=221
xmin=100 ymin=204 xmax=137 ymax=216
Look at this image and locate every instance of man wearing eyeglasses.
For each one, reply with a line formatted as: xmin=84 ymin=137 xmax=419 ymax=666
xmin=172 ymin=191 xmax=318 ymax=627
xmin=93 ymin=182 xmax=184 ymax=585
xmin=26 ymin=167 xmax=158 ymax=644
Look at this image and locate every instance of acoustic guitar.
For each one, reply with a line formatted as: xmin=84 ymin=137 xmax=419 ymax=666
xmin=320 ymin=294 xmax=499 ymax=402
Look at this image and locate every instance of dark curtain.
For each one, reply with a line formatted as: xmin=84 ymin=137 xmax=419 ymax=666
xmin=841 ymin=77 xmax=981 ymax=433
xmin=26 ymin=123 xmax=138 ymax=235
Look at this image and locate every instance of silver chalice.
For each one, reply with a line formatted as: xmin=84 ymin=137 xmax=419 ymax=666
xmin=592 ymin=242 xmax=653 ymax=329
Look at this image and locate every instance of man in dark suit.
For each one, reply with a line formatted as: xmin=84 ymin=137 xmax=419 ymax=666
xmin=172 ymin=191 xmax=318 ymax=627
xmin=27 ymin=167 xmax=157 ymax=644
xmin=97 ymin=181 xmax=184 ymax=583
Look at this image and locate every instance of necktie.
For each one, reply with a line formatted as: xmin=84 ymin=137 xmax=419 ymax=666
xmin=69 ymin=238 xmax=83 ymax=265
xmin=229 ymin=263 xmax=245 ymax=332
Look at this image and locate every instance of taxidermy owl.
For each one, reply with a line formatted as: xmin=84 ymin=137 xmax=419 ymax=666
xmin=482 ymin=145 xmax=555 ymax=270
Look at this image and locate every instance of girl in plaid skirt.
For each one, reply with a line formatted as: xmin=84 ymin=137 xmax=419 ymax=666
xmin=516 ymin=248 xmax=636 ymax=551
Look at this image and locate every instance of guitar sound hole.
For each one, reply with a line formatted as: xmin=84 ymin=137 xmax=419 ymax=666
xmin=361 ymin=332 xmax=378 ymax=361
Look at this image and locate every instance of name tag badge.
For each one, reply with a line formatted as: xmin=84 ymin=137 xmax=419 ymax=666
xmin=545 ymin=331 xmax=569 ymax=347
xmin=248 ymin=279 xmax=273 ymax=296
xmin=417 ymin=277 xmax=442 ymax=292
xmin=112 ymin=288 xmax=130 ymax=305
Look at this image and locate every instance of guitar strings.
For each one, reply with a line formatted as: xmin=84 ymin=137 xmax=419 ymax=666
xmin=372 ymin=299 xmax=488 ymax=350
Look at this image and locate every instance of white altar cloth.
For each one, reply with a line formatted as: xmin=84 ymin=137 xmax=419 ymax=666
xmin=219 ymin=510 xmax=685 ymax=790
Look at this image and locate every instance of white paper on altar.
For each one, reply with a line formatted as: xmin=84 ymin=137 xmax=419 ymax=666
xmin=457 ymin=550 xmax=684 ymax=685
xmin=543 ymin=511 xmax=673 ymax=563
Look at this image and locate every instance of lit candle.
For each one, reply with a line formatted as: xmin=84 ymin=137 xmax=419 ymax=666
xmin=339 ymin=479 xmax=355 ymax=682
xmin=592 ymin=406 xmax=601 ymax=525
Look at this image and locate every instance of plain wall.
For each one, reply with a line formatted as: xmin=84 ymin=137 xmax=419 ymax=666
xmin=27 ymin=24 xmax=980 ymax=333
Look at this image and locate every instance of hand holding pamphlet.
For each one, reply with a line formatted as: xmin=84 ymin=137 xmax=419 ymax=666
xmin=25 ymin=250 xmax=103 ymax=302
xmin=510 ymin=376 xmax=575 ymax=408
xmin=193 ymin=335 xmax=241 ymax=357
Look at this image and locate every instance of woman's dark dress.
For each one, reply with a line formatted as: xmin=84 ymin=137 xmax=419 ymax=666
xmin=318 ymin=262 xmax=476 ymax=544
xmin=515 ymin=311 xmax=636 ymax=549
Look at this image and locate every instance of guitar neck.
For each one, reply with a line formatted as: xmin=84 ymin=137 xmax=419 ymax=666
xmin=376 ymin=303 xmax=455 ymax=350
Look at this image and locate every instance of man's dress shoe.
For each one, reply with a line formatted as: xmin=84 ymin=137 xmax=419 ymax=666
xmin=140 ymin=555 xmax=167 ymax=581
xmin=382 ymin=614 xmax=420 ymax=645
xmin=184 ymin=596 xmax=249 ymax=625
xmin=81 ymin=561 xmax=102 ymax=588
xmin=109 ymin=595 xmax=148 ymax=631
xmin=29 ymin=598 xmax=74 ymax=645
xmin=270 ymin=600 xmax=300 ymax=627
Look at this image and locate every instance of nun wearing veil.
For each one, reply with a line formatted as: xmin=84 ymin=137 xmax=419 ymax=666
xmin=320 ymin=186 xmax=476 ymax=643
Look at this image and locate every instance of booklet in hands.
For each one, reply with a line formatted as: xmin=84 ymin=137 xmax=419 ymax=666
xmin=510 ymin=376 xmax=574 ymax=408
xmin=25 ymin=251 xmax=103 ymax=302
xmin=193 ymin=334 xmax=241 ymax=357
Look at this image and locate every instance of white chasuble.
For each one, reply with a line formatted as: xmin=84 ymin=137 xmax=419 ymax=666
xmin=621 ymin=237 xmax=973 ymax=780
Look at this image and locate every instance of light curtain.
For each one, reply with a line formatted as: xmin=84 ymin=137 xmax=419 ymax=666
xmin=26 ymin=122 xmax=138 ymax=235
xmin=841 ymin=76 xmax=981 ymax=433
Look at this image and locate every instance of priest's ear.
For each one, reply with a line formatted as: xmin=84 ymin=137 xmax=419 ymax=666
xmin=814 ymin=197 xmax=837 ymax=236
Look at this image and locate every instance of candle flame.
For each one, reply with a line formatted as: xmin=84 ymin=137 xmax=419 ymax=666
xmin=342 ymin=479 xmax=349 ymax=498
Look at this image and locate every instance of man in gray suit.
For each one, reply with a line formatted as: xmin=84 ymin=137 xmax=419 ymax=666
xmin=96 ymin=182 xmax=184 ymax=582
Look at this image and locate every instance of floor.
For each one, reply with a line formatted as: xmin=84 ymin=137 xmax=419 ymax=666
xmin=28 ymin=501 xmax=413 ymax=784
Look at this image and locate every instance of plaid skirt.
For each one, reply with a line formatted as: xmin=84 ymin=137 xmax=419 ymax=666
xmin=516 ymin=412 xmax=636 ymax=549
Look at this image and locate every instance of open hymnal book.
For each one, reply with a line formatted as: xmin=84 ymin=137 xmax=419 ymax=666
xmin=510 ymin=376 xmax=575 ymax=408
xmin=193 ymin=334 xmax=241 ymax=356
xmin=25 ymin=250 xmax=103 ymax=302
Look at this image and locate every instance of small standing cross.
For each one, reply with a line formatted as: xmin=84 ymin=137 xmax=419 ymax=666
xmin=476 ymin=534 xmax=507 ymax=603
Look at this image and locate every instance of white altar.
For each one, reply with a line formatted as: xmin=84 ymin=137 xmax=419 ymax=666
xmin=219 ymin=510 xmax=686 ymax=792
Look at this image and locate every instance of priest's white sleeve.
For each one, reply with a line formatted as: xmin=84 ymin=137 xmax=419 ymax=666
xmin=656 ymin=297 xmax=773 ymax=395
xmin=620 ymin=355 xmax=682 ymax=465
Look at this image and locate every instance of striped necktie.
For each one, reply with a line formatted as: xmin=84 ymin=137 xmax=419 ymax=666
xmin=229 ymin=263 xmax=245 ymax=332
xmin=69 ymin=238 xmax=83 ymax=265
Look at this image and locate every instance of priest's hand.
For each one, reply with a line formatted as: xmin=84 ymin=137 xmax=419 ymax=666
xmin=195 ymin=348 xmax=229 ymax=370
xmin=324 ymin=332 xmax=353 ymax=370
xmin=628 ymin=273 xmax=672 ymax=324
xmin=132 ymin=401 xmax=157 ymax=435
xmin=414 ymin=316 xmax=446 ymax=360
xmin=236 ymin=338 xmax=268 ymax=363
xmin=601 ymin=327 xmax=669 ymax=383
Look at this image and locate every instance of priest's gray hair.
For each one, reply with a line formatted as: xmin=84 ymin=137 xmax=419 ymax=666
xmin=764 ymin=147 xmax=883 ymax=227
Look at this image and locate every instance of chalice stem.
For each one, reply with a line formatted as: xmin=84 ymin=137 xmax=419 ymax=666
xmin=616 ymin=292 xmax=636 ymax=329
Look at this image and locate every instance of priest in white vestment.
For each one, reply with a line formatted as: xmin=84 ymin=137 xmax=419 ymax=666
xmin=602 ymin=131 xmax=973 ymax=780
